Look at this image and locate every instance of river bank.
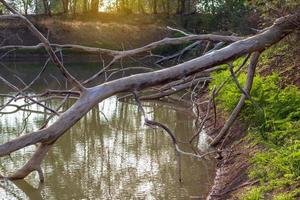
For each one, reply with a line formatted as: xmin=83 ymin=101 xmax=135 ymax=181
xmin=0 ymin=14 xmax=171 ymax=63
xmin=204 ymin=36 xmax=299 ymax=199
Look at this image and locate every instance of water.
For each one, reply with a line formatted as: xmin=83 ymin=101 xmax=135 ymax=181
xmin=0 ymin=62 xmax=215 ymax=199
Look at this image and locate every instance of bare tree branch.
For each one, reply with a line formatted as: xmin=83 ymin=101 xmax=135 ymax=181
xmin=210 ymin=52 xmax=261 ymax=146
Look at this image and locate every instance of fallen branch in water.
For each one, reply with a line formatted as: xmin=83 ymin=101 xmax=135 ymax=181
xmin=0 ymin=0 xmax=298 ymax=182
xmin=132 ymin=91 xmax=217 ymax=182
xmin=189 ymin=87 xmax=216 ymax=144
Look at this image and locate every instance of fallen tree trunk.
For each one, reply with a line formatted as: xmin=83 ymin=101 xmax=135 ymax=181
xmin=0 ymin=0 xmax=299 ymax=181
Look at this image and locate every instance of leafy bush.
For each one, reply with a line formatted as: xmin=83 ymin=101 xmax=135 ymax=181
xmin=210 ymin=66 xmax=300 ymax=199
xmin=247 ymin=0 xmax=300 ymax=21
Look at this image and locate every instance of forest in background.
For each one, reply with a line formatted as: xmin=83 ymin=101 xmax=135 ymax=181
xmin=1 ymin=0 xmax=298 ymax=34
xmin=0 ymin=0 xmax=272 ymax=34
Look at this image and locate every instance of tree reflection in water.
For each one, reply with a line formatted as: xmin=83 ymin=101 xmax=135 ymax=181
xmin=0 ymin=63 xmax=215 ymax=199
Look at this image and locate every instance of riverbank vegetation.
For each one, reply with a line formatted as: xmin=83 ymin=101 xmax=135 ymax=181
xmin=211 ymin=67 xmax=300 ymax=199
xmin=209 ymin=37 xmax=300 ymax=199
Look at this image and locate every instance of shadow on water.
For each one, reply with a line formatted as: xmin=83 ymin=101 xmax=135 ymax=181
xmin=0 ymin=62 xmax=215 ymax=199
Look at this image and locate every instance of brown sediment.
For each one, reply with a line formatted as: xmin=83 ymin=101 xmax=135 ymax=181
xmin=195 ymin=93 xmax=255 ymax=200
xmin=206 ymin=116 xmax=254 ymax=200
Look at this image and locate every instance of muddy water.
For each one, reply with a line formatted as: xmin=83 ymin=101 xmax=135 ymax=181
xmin=0 ymin=62 xmax=215 ymax=199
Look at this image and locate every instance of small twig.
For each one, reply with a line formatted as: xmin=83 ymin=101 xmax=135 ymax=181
xmin=0 ymin=75 xmax=60 ymax=115
xmin=215 ymin=54 xmax=251 ymax=96
xmin=167 ymin=26 xmax=190 ymax=36
xmin=189 ymin=87 xmax=216 ymax=143
xmin=133 ymin=91 xmax=214 ymax=160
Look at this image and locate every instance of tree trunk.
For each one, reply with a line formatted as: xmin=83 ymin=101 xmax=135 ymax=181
xmin=34 ymin=0 xmax=38 ymax=14
xmin=42 ymin=0 xmax=51 ymax=16
xmin=186 ymin=0 xmax=190 ymax=14
xmin=21 ymin=0 xmax=28 ymax=15
xmin=138 ymin=0 xmax=144 ymax=14
xmin=180 ymin=0 xmax=185 ymax=15
xmin=166 ymin=0 xmax=170 ymax=16
xmin=153 ymin=0 xmax=157 ymax=14
xmin=62 ymin=0 xmax=69 ymax=13
xmin=72 ymin=0 xmax=77 ymax=15
xmin=91 ymin=0 xmax=99 ymax=13
xmin=176 ymin=0 xmax=180 ymax=14
xmin=0 ymin=13 xmax=298 ymax=157
xmin=83 ymin=0 xmax=88 ymax=12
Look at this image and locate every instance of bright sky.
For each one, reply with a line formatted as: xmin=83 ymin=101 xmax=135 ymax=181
xmin=100 ymin=0 xmax=117 ymax=12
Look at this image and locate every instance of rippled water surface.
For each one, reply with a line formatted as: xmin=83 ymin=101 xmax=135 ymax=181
xmin=0 ymin=62 xmax=215 ymax=199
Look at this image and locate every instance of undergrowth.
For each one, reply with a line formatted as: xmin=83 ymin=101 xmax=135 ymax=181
xmin=209 ymin=60 xmax=300 ymax=199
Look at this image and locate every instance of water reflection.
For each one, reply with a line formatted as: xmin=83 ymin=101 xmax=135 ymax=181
xmin=0 ymin=63 xmax=215 ymax=199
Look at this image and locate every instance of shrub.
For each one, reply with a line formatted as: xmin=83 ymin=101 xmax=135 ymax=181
xmin=210 ymin=66 xmax=300 ymax=199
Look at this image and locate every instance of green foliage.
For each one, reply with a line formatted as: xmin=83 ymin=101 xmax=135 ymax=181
xmin=247 ymin=0 xmax=299 ymax=21
xmin=240 ymin=187 xmax=262 ymax=200
xmin=274 ymin=193 xmax=295 ymax=200
xmin=176 ymin=0 xmax=252 ymax=34
xmin=210 ymin=66 xmax=300 ymax=199
xmin=249 ymin=142 xmax=300 ymax=181
xmin=213 ymin=0 xmax=252 ymax=33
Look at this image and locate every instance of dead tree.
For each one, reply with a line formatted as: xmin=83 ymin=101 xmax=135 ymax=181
xmin=0 ymin=0 xmax=299 ymax=182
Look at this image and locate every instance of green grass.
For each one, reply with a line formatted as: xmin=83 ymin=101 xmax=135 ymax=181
xmin=209 ymin=63 xmax=300 ymax=199
xmin=240 ymin=188 xmax=263 ymax=200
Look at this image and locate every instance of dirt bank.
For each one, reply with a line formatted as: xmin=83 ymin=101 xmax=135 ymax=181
xmin=206 ymin=121 xmax=253 ymax=200
xmin=0 ymin=15 xmax=170 ymax=62
xmin=193 ymin=93 xmax=252 ymax=200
